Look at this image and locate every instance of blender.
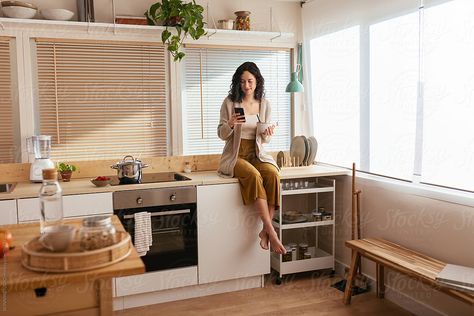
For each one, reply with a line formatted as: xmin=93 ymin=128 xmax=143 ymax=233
xmin=28 ymin=135 xmax=55 ymax=182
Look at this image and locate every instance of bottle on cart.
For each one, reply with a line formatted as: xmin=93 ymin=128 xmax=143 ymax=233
xmin=39 ymin=168 xmax=64 ymax=233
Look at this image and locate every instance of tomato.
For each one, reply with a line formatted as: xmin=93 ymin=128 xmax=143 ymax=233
xmin=94 ymin=176 xmax=110 ymax=181
xmin=0 ymin=229 xmax=12 ymax=246
xmin=0 ymin=241 xmax=9 ymax=259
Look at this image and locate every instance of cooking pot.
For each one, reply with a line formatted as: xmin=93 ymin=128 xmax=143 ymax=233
xmin=111 ymin=155 xmax=148 ymax=184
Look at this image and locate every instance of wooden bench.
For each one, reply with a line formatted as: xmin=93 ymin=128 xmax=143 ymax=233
xmin=343 ymin=238 xmax=474 ymax=305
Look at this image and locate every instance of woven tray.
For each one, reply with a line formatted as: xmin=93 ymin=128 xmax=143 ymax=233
xmin=21 ymin=231 xmax=132 ymax=273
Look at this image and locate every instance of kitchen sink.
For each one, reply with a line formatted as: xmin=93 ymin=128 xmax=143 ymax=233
xmin=0 ymin=183 xmax=16 ymax=193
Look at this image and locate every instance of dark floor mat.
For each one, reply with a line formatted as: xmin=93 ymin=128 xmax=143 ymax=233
xmin=331 ymin=279 xmax=370 ymax=296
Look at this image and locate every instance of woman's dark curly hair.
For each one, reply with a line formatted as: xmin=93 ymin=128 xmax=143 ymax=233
xmin=228 ymin=62 xmax=265 ymax=103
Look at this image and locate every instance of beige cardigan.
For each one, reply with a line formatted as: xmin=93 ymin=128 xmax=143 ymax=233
xmin=217 ymin=97 xmax=279 ymax=178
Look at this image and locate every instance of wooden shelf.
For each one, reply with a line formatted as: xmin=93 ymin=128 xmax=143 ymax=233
xmin=0 ymin=18 xmax=294 ymax=44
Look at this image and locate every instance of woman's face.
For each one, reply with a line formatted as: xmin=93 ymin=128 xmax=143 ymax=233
xmin=240 ymin=71 xmax=257 ymax=98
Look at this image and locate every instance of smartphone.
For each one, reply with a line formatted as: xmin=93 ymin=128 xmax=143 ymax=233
xmin=234 ymin=107 xmax=246 ymax=122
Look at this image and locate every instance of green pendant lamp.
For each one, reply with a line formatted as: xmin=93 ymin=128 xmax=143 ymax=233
xmin=286 ymin=64 xmax=304 ymax=93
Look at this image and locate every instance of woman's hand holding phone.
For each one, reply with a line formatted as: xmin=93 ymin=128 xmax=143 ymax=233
xmin=229 ymin=108 xmax=246 ymax=129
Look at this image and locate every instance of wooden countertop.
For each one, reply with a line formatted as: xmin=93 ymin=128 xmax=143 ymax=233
xmin=0 ymin=216 xmax=145 ymax=292
xmin=0 ymin=165 xmax=349 ymax=200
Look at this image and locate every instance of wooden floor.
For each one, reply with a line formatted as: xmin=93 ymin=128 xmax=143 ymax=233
xmin=115 ymin=272 xmax=413 ymax=316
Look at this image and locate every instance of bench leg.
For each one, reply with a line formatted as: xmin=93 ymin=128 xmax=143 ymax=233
xmin=344 ymin=250 xmax=360 ymax=304
xmin=376 ymin=263 xmax=385 ymax=299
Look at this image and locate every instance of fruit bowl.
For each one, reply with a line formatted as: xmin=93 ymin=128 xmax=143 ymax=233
xmin=91 ymin=177 xmax=111 ymax=187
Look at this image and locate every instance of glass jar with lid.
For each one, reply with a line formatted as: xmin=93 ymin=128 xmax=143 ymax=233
xmin=80 ymin=216 xmax=117 ymax=250
xmin=282 ymin=246 xmax=292 ymax=262
xmin=298 ymin=243 xmax=308 ymax=260
xmin=288 ymin=242 xmax=298 ymax=261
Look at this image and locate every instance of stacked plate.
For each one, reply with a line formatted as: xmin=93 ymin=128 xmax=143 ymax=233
xmin=289 ymin=135 xmax=318 ymax=166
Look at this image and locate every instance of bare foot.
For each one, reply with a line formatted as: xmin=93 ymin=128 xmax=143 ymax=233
xmin=258 ymin=230 xmax=269 ymax=250
xmin=267 ymin=230 xmax=286 ymax=254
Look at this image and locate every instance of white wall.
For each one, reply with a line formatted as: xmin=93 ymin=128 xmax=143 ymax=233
xmin=335 ymin=175 xmax=474 ymax=316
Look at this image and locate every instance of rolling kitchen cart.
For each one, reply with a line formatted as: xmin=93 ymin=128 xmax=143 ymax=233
xmin=271 ymin=177 xmax=336 ymax=284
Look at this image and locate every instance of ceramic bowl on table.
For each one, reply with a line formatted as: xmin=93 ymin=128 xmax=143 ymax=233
xmin=41 ymin=8 xmax=74 ymax=21
xmin=1 ymin=1 xmax=37 ymax=19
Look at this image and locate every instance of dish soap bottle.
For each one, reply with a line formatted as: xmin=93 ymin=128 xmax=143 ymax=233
xmin=39 ymin=168 xmax=63 ymax=234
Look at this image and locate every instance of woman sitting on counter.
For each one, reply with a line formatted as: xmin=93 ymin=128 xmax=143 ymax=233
xmin=217 ymin=61 xmax=286 ymax=255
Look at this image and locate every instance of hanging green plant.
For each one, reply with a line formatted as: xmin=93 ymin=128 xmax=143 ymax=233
xmin=145 ymin=0 xmax=206 ymax=61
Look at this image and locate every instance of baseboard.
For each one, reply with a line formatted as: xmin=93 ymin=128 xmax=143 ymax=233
xmin=113 ymin=275 xmax=263 ymax=311
xmin=334 ymin=260 xmax=445 ymax=316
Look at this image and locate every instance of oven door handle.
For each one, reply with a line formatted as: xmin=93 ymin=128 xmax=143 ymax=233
xmin=123 ymin=209 xmax=191 ymax=219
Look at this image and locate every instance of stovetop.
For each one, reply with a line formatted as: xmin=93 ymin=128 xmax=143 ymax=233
xmin=109 ymin=172 xmax=191 ymax=186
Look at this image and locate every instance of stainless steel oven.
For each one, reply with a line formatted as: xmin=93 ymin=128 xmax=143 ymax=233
xmin=113 ymin=186 xmax=197 ymax=272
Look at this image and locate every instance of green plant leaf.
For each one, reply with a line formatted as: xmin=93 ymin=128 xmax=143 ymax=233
xmin=161 ymin=29 xmax=171 ymax=43
xmin=148 ymin=0 xmax=205 ymax=62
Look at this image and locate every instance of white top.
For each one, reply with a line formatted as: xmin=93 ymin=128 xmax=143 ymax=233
xmin=241 ymin=115 xmax=258 ymax=140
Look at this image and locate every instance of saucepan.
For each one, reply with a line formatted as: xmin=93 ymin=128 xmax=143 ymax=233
xmin=111 ymin=155 xmax=148 ymax=184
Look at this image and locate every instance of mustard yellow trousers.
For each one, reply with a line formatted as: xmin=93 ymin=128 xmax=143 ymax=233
xmin=234 ymin=139 xmax=280 ymax=208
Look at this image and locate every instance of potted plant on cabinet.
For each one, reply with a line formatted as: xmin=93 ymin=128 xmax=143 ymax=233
xmin=145 ymin=0 xmax=206 ymax=61
xmin=57 ymin=163 xmax=77 ymax=182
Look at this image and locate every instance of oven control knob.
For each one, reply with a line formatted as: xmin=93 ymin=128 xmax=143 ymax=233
xmin=169 ymin=194 xmax=176 ymax=201
xmin=136 ymin=197 xmax=143 ymax=205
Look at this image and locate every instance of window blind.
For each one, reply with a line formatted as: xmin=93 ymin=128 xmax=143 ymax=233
xmin=182 ymin=47 xmax=292 ymax=155
xmin=0 ymin=37 xmax=15 ymax=163
xmin=35 ymin=39 xmax=168 ymax=161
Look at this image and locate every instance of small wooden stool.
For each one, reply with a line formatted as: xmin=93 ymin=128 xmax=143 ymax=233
xmin=343 ymin=238 xmax=474 ymax=305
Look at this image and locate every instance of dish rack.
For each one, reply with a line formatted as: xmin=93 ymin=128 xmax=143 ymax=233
xmin=271 ymin=177 xmax=335 ymax=284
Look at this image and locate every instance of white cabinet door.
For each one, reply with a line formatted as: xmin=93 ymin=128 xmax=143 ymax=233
xmin=18 ymin=192 xmax=113 ymax=222
xmin=197 ymin=183 xmax=269 ymax=284
xmin=0 ymin=200 xmax=17 ymax=225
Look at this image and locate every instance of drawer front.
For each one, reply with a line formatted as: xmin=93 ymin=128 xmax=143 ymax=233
xmin=18 ymin=192 xmax=113 ymax=222
xmin=4 ymin=280 xmax=98 ymax=315
xmin=115 ymin=266 xmax=197 ymax=296
xmin=0 ymin=199 xmax=17 ymax=225
xmin=17 ymin=197 xmax=39 ymax=222
xmin=63 ymin=192 xmax=113 ymax=217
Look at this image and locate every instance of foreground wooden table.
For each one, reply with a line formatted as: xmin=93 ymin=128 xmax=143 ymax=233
xmin=0 ymin=216 xmax=145 ymax=316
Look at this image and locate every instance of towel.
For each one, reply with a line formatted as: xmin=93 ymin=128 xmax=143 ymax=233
xmin=134 ymin=211 xmax=152 ymax=256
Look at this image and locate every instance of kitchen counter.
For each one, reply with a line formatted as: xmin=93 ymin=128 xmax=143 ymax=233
xmin=0 ymin=216 xmax=144 ymax=315
xmin=0 ymin=164 xmax=348 ymax=200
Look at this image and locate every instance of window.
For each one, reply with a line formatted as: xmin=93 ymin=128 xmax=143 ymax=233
xmin=35 ymin=39 xmax=167 ymax=161
xmin=306 ymin=0 xmax=474 ymax=191
xmin=310 ymin=27 xmax=360 ymax=168
xmin=182 ymin=47 xmax=292 ymax=155
xmin=0 ymin=37 xmax=16 ymax=163
xmin=369 ymin=11 xmax=418 ymax=180
xmin=421 ymin=0 xmax=474 ymax=191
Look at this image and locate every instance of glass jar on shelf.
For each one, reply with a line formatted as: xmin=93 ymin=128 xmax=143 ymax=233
xmin=288 ymin=243 xmax=297 ymax=261
xmin=298 ymin=243 xmax=308 ymax=260
xmin=234 ymin=11 xmax=251 ymax=31
xmin=282 ymin=246 xmax=292 ymax=262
